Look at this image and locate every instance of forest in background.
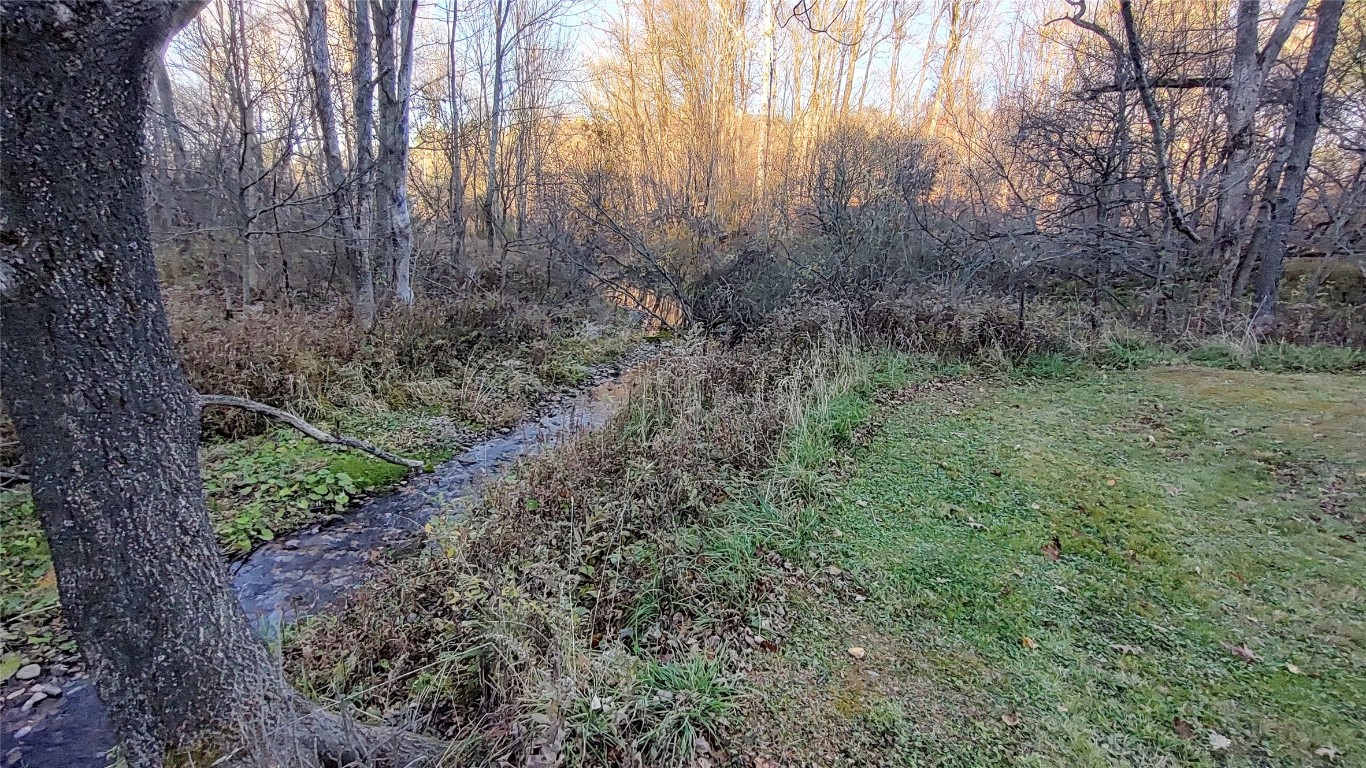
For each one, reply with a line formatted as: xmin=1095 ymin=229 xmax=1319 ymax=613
xmin=144 ymin=0 xmax=1365 ymax=338
xmin=2 ymin=1 xmax=1365 ymax=766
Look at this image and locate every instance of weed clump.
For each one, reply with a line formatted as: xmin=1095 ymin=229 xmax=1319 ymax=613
xmin=286 ymin=331 xmax=872 ymax=765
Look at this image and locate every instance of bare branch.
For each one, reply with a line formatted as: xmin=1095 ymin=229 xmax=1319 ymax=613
xmin=199 ymin=394 xmax=425 ymax=470
xmin=1083 ymin=76 xmax=1228 ymax=99
xmin=1117 ymin=0 xmax=1202 ymax=243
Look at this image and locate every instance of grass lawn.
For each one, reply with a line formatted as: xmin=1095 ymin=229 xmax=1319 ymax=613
xmin=743 ymin=365 xmax=1365 ymax=767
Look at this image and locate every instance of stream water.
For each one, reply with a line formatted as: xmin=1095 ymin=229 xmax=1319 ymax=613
xmin=1 ymin=354 xmax=645 ymax=768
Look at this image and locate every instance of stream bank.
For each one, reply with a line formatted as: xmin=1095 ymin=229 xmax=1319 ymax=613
xmin=0 ymin=346 xmax=654 ymax=768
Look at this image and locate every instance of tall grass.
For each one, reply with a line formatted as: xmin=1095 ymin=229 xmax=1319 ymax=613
xmin=285 ymin=327 xmax=896 ymax=766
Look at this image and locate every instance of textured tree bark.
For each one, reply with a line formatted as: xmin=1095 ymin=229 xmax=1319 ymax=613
xmin=0 ymin=3 xmax=290 ymax=762
xmin=305 ymin=0 xmax=374 ymax=329
xmin=1251 ymin=0 xmax=1345 ymax=323
xmin=1213 ymin=0 xmax=1307 ymax=307
xmin=373 ymin=0 xmax=417 ymax=306
xmin=351 ymin=0 xmax=379 ymax=328
xmin=0 ymin=4 xmax=442 ymax=765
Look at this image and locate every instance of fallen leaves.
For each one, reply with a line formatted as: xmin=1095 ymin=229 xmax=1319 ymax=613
xmin=847 ymin=646 xmax=866 ymax=660
xmin=1000 ymin=712 xmax=1020 ymax=727
xmin=1022 ymin=636 xmax=1038 ymax=650
xmin=1221 ymin=642 xmax=1259 ymax=663
xmin=1042 ymin=536 xmax=1062 ymax=561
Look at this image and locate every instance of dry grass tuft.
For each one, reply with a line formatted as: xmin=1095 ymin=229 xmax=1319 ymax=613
xmin=285 ymin=325 xmax=876 ymax=766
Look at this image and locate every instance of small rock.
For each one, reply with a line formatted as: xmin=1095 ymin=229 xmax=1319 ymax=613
xmin=20 ymin=691 xmax=46 ymax=711
xmin=826 ymin=566 xmax=842 ymax=577
xmin=39 ymin=684 xmax=62 ymax=697
xmin=1208 ymin=731 xmax=1232 ymax=752
xmin=283 ymin=539 xmax=300 ymax=550
xmin=14 ymin=664 xmax=40 ymax=681
xmin=847 ymin=646 xmax=866 ymax=660
xmin=13 ymin=726 xmax=32 ymax=740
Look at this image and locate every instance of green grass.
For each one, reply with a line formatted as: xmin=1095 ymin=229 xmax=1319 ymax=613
xmin=749 ymin=365 xmax=1365 ymax=767
xmin=0 ymin=492 xmax=52 ymax=621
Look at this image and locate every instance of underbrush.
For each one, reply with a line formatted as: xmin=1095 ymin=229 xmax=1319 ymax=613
xmin=202 ymin=432 xmax=419 ymax=554
xmin=1097 ymin=334 xmax=1365 ymax=374
xmin=285 ymin=333 xmax=914 ymax=766
xmin=170 ymin=290 xmax=635 ymax=439
xmin=281 ymin=299 xmax=1363 ymax=765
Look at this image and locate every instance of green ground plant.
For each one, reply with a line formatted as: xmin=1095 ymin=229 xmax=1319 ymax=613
xmin=282 ymin=304 xmax=1364 ymax=767
xmin=744 ymin=364 xmax=1365 ymax=767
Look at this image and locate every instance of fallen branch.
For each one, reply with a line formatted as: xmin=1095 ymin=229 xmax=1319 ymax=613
xmin=199 ymin=394 xmax=425 ymax=471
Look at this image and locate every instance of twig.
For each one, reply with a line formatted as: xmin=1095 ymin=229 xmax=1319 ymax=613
xmin=199 ymin=394 xmax=425 ymax=470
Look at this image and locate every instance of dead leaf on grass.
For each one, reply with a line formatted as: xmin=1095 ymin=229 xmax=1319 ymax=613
xmin=1001 ymin=712 xmax=1020 ymax=727
xmin=1315 ymin=745 xmax=1340 ymax=759
xmin=1221 ymin=642 xmax=1259 ymax=663
xmin=847 ymin=646 xmax=866 ymax=660
xmin=1022 ymin=636 xmax=1038 ymax=649
xmin=1043 ymin=537 xmax=1061 ymax=561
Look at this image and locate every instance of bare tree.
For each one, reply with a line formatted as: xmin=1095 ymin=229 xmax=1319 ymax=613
xmin=373 ymin=0 xmax=418 ymax=305
xmin=304 ymin=0 xmax=375 ymax=329
xmin=352 ymin=0 xmax=380 ymax=323
xmin=1213 ymin=0 xmax=1308 ymax=303
xmin=1251 ymin=0 xmax=1346 ymax=323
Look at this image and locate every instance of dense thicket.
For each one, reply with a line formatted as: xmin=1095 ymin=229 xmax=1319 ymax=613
xmin=146 ymin=0 xmax=1365 ymax=340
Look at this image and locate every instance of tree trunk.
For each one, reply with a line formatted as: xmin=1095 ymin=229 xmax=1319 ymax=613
xmin=1 ymin=5 xmax=448 ymax=766
xmin=226 ymin=0 xmax=262 ymax=311
xmin=1214 ymin=0 xmax=1308 ymax=307
xmin=448 ymin=0 xmax=467 ymax=266
xmin=1251 ymin=0 xmax=1344 ymax=323
xmin=153 ymin=55 xmax=188 ymax=172
xmin=0 ymin=2 xmax=293 ymax=762
xmin=305 ymin=0 xmax=373 ymax=329
xmin=485 ymin=0 xmax=511 ymax=254
xmin=373 ymin=0 xmax=416 ymax=306
xmin=351 ymin=0 xmax=379 ymax=328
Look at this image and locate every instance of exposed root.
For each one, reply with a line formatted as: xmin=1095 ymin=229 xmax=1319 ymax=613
xmin=209 ymin=694 xmax=449 ymax=768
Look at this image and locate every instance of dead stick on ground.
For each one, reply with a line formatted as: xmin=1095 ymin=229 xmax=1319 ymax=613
xmin=200 ymin=394 xmax=426 ymax=471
